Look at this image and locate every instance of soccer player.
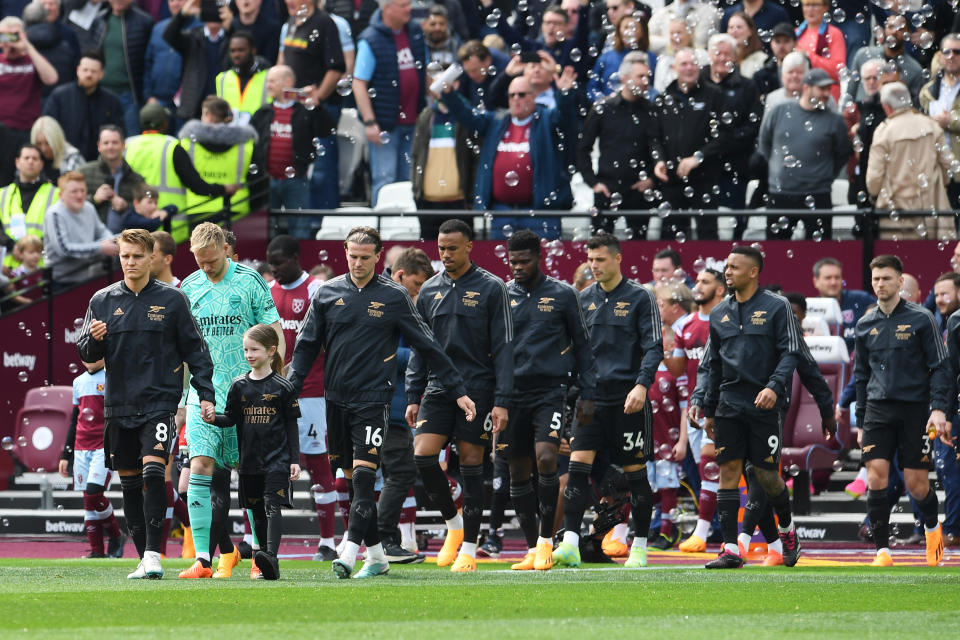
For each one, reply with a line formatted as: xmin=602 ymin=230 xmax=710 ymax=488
xmin=648 ymin=327 xmax=685 ymax=550
xmin=405 ymin=219 xmax=514 ymax=573
xmin=179 ymin=223 xmax=284 ymax=579
xmin=855 ymin=254 xmax=950 ymax=567
xmin=77 ymin=228 xmax=216 ymax=579
xmin=265 ymin=234 xmax=338 ymax=561
xmin=58 ymin=358 xmax=126 ymax=558
xmin=504 ymin=230 xmax=596 ymax=571
xmin=667 ymin=268 xmax=725 ymax=553
xmin=697 ymin=246 xmax=806 ymax=569
xmin=149 ymin=230 xmax=180 ymax=287
xmin=554 ymin=232 xmax=663 ymax=569
xmin=290 ymin=226 xmax=475 ymax=579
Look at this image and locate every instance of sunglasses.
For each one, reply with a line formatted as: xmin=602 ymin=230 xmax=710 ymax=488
xmin=508 ymin=92 xmax=529 ymax=98
xmin=943 ymin=48 xmax=960 ymax=57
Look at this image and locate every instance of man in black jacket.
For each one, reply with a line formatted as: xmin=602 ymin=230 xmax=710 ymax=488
xmin=576 ymin=51 xmax=657 ymax=238
xmin=652 ymin=47 xmax=730 ymax=240
xmin=77 ymin=228 xmax=215 ymax=581
xmin=289 ymin=225 xmax=475 ymax=580
xmin=504 ymin=230 xmax=596 ymax=571
xmin=163 ymin=0 xmax=230 ymax=122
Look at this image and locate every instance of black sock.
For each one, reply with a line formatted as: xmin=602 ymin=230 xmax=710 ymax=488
xmin=867 ymin=488 xmax=890 ymax=551
xmin=717 ymin=488 xmax=741 ymax=547
xmin=538 ymin=471 xmax=559 ymax=540
xmin=363 ymin=496 xmax=381 ymax=548
xmin=625 ymin=468 xmax=653 ymax=540
xmin=120 ymin=474 xmax=146 ymax=558
xmin=141 ymin=461 xmax=166 ymax=553
xmin=348 ymin=466 xmax=377 ymax=546
xmin=562 ymin=461 xmax=593 ymax=535
xmin=758 ymin=504 xmax=779 ymax=543
xmin=488 ymin=458 xmax=510 ymax=532
xmin=414 ymin=454 xmax=458 ymax=520
xmin=914 ymin=486 xmax=940 ymax=529
xmin=767 ymin=486 xmax=793 ymax=529
xmin=510 ymin=479 xmax=539 ymax=548
xmin=461 ymin=464 xmax=484 ymax=547
xmin=208 ymin=467 xmax=232 ymax=556
xmin=264 ymin=492 xmax=283 ymax=556
xmin=249 ymin=502 xmax=267 ymax=552
xmin=741 ymin=466 xmax=766 ymax=538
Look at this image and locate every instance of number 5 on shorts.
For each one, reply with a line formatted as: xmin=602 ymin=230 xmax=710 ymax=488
xmin=364 ymin=425 xmax=383 ymax=447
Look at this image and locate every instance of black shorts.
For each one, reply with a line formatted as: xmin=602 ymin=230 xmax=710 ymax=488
xmin=104 ymin=412 xmax=176 ymax=471
xmin=239 ymin=471 xmax=293 ymax=509
xmin=504 ymin=387 xmax=565 ymax=459
xmin=861 ymin=401 xmax=933 ymax=470
xmin=325 ymin=401 xmax=388 ymax=471
xmin=570 ymin=399 xmax=652 ymax=466
xmin=714 ymin=408 xmax=782 ymax=470
xmin=416 ymin=389 xmax=496 ymax=447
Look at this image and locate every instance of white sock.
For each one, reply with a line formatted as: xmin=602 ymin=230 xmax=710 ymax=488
xmin=196 ymin=551 xmax=210 ymax=562
xmin=925 ymin=522 xmax=941 ymax=532
xmin=724 ymin=542 xmax=739 ymax=555
xmin=611 ymin=522 xmax=629 ymax=544
xmin=340 ymin=540 xmax=360 ymax=566
xmin=778 ymin=521 xmax=795 ymax=534
xmin=320 ymin=537 xmax=335 ymax=548
xmin=445 ymin=514 xmax=464 ymax=530
xmin=399 ymin=522 xmax=416 ymax=547
xmin=460 ymin=542 xmax=477 ymax=558
xmin=737 ymin=533 xmax=752 ymax=551
xmin=242 ymin=533 xmax=253 ymax=545
xmin=631 ymin=536 xmax=647 ymax=551
xmin=537 ymin=536 xmax=552 ymax=547
xmin=366 ymin=542 xmax=386 ymax=563
xmin=856 ymin=466 xmax=868 ymax=482
xmin=692 ymin=519 xmax=711 ymax=540
xmin=768 ymin=539 xmax=783 ymax=554
xmin=563 ymin=530 xmax=580 ymax=546
xmin=877 ymin=547 xmax=890 ymax=556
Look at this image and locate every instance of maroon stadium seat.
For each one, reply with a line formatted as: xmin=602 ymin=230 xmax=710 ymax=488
xmin=13 ymin=386 xmax=73 ymax=473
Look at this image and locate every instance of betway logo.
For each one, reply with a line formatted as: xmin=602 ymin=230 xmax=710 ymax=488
xmin=796 ymin=526 xmax=826 ymax=540
xmin=4 ymin=352 xmax=36 ymax=370
xmin=64 ymin=327 xmax=81 ymax=344
xmin=280 ymin=318 xmax=303 ymax=332
xmin=233 ymin=521 xmax=245 ymax=534
xmin=46 ymin=520 xmax=84 ymax=533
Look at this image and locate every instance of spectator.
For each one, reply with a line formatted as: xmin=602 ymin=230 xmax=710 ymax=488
xmin=652 ymin=17 xmax=707 ymax=93
xmin=439 ymin=69 xmax=577 ymax=239
xmin=250 ymin=65 xmax=336 ymax=238
xmin=163 ymin=0 xmax=230 ymax=122
xmin=63 ymin=0 xmax=109 ymax=53
xmin=279 ymin=0 xmax=346 ymax=210
xmin=648 ymin=0 xmax=722 ymax=54
xmin=479 ymin=0 xmax=589 ymax=72
xmin=43 ymin=49 xmax=125 ymax=161
xmin=106 ymin=181 xmax=168 ymax=233
xmin=759 ymin=68 xmax=851 ymax=240
xmin=794 ymin=0 xmax=845 ymax=101
xmin=846 ymin=14 xmax=925 ymax=105
xmin=422 ymin=4 xmax=456 ymax=67
xmin=7 ymin=234 xmax=43 ymax=304
xmin=410 ymin=63 xmax=477 ymax=236
xmin=652 ymin=47 xmax=729 ymax=239
xmin=725 ymin=11 xmax=765 ymax=79
xmin=847 ymin=58 xmax=885 ymax=209
xmin=587 ymin=13 xmax=654 ymax=103
xmin=718 ymin=0 xmax=789 ymax=35
xmin=315 ymin=0 xmax=355 ymax=77
xmin=456 ymin=39 xmax=508 ymax=110
xmin=752 ymin=21 xmax=796 ymax=96
xmin=143 ymin=0 xmax=197 ymax=134
xmin=224 ymin=0 xmax=280 ymax=65
xmin=919 ymin=33 xmax=960 ymax=209
xmin=30 ymin=115 xmax=85 ymax=182
xmin=98 ymin=0 xmax=154 ymax=137
xmin=655 ymin=282 xmax=693 ymax=332
xmin=867 ymin=82 xmax=954 ymax=224
xmin=702 ymin=32 xmax=761 ymax=214
xmin=78 ymin=124 xmax=145 ymax=223
xmin=353 ymin=0 xmax=424 ymax=206
xmin=490 ymin=49 xmax=561 ymax=110
xmin=22 ymin=0 xmax=75 ymax=96
xmin=215 ymin=31 xmax=271 ymax=126
xmin=42 ymin=170 xmax=118 ymax=285
xmin=649 ymin=248 xmax=694 ymax=287
xmin=148 ymin=229 xmax=179 ymax=286
xmin=785 ymin=291 xmax=829 ymax=336
xmin=762 ymin=51 xmax=839 ymax=115
xmin=38 ymin=0 xmax=81 ymax=64
xmin=576 ymin=51 xmax=657 ymax=237
xmin=811 ymin=256 xmax=874 ymax=352
xmin=0 ymin=16 xmax=58 ymax=144
xmin=0 ymin=143 xmax=57 ymax=272
xmin=178 ymin=95 xmax=253 ymax=216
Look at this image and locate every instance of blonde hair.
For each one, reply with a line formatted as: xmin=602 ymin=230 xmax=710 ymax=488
xmin=190 ymin=222 xmax=226 ymax=252
xmin=15 ymin=235 xmax=42 ymax=253
xmin=244 ymin=324 xmax=284 ymax=375
xmin=30 ymin=116 xmax=70 ymax=168
xmin=119 ymin=228 xmax=155 ymax=253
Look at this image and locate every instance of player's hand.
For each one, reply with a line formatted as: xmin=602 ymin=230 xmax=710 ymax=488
xmin=200 ymin=400 xmax=215 ymax=423
xmin=821 ymin=414 xmax=837 ymax=441
xmin=672 ymin=439 xmax=687 ymax=462
xmin=940 ymin=421 xmax=956 ymax=447
xmin=405 ymin=403 xmax=420 ymax=428
xmin=834 ymin=404 xmax=843 ymax=424
xmin=704 ymin=417 xmax=715 ymax=440
xmin=89 ymin=319 xmax=107 ymax=341
xmin=289 ymin=463 xmax=301 ymax=481
xmin=754 ymin=388 xmax=777 ymax=410
xmin=687 ymin=403 xmax=703 ymax=424
xmin=928 ymin=409 xmax=952 ymax=445
xmin=58 ymin=459 xmax=69 ymax=477
xmin=456 ymin=396 xmax=477 ymax=422
xmin=491 ymin=406 xmax=508 ymax=432
xmin=624 ymin=384 xmax=647 ymax=414
xmin=576 ymin=398 xmax=595 ymax=426
xmin=559 ymin=437 xmax=571 ymax=455
xmin=856 ymin=426 xmax=863 ymax=447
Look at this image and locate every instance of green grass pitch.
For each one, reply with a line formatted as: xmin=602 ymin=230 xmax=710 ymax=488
xmin=0 ymin=559 xmax=957 ymax=638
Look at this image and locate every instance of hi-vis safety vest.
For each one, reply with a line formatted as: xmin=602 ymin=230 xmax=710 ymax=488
xmin=0 ymin=182 xmax=57 ymax=268
xmin=124 ymin=133 xmax=186 ymax=212
xmin=180 ymin=137 xmax=253 ymax=218
xmin=216 ymin=69 xmax=271 ymax=126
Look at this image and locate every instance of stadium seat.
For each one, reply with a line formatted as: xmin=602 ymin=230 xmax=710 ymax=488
xmin=374 ymin=182 xmax=416 ymax=212
xmin=830 ymin=179 xmax=849 ymax=207
xmin=379 ymin=216 xmax=422 ymax=240
xmin=315 ymin=212 xmax=377 ymax=240
xmin=13 ymin=386 xmax=73 ymax=474
xmin=805 ymin=297 xmax=843 ymax=337
xmin=337 ymin=109 xmax=367 ymax=197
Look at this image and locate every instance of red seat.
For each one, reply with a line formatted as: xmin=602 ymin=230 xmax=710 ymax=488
xmin=13 ymin=386 xmax=73 ymax=473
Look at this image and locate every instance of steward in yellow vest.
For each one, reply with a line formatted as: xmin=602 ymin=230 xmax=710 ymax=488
xmin=0 ymin=145 xmax=58 ymax=270
xmin=215 ymin=34 xmax=271 ymax=127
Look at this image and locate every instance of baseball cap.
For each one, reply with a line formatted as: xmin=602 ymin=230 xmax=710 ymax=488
xmin=803 ymin=68 xmax=835 ymax=87
xmin=771 ymin=22 xmax=797 ymax=40
xmin=140 ymin=102 xmax=170 ymax=130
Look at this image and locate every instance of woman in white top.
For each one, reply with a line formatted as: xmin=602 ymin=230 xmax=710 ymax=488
xmin=653 ymin=17 xmax=709 ymax=93
xmin=726 ymin=11 xmax=766 ymax=79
